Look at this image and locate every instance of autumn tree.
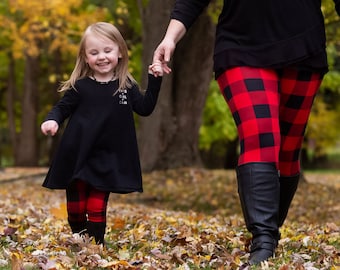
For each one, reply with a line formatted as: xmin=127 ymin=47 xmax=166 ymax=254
xmin=0 ymin=0 xmax=108 ymax=166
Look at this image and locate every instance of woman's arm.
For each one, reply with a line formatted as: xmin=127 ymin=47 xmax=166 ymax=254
xmin=153 ymin=0 xmax=210 ymax=73
xmin=153 ymin=19 xmax=187 ymax=74
xmin=335 ymin=0 xmax=340 ymax=15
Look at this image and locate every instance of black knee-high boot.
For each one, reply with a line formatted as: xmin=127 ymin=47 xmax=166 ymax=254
xmin=86 ymin=221 xmax=106 ymax=244
xmin=237 ymin=162 xmax=280 ymax=265
xmin=278 ymin=174 xmax=300 ymax=227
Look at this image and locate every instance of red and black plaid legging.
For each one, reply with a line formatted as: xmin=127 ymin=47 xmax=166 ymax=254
xmin=66 ymin=180 xmax=110 ymax=224
xmin=217 ymin=67 xmax=322 ymax=176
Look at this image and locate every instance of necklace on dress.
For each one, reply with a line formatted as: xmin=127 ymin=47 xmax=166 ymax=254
xmin=92 ymin=74 xmax=116 ymax=84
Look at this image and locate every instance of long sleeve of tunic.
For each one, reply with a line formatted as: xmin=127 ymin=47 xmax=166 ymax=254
xmin=43 ymin=74 xmax=162 ymax=193
xmin=171 ymin=0 xmax=340 ymax=77
xmin=335 ymin=0 xmax=340 ymax=14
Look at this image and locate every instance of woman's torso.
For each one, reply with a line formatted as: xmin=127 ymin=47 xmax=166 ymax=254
xmin=171 ymin=0 xmax=328 ymax=76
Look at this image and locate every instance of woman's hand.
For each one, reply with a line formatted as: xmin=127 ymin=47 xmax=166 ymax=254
xmin=152 ymin=19 xmax=187 ymax=75
xmin=152 ymin=38 xmax=176 ymax=75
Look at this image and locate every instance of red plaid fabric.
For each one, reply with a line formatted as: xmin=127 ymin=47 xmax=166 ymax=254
xmin=66 ymin=180 xmax=110 ymax=223
xmin=217 ymin=67 xmax=322 ymax=176
xmin=278 ymin=69 xmax=322 ymax=175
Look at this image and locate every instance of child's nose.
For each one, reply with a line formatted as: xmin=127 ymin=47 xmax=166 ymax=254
xmin=97 ymin=52 xmax=106 ymax=59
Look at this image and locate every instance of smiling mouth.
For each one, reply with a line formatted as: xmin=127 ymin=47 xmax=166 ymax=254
xmin=97 ymin=62 xmax=110 ymax=66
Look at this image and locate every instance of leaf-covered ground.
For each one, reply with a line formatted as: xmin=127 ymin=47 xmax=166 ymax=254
xmin=0 ymin=168 xmax=339 ymax=270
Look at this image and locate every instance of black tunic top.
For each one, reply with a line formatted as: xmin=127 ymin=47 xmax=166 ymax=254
xmin=42 ymin=74 xmax=162 ymax=193
xmin=171 ymin=0 xmax=340 ymax=77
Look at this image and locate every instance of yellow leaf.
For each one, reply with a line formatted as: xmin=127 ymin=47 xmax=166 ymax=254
xmin=50 ymin=203 xmax=67 ymax=219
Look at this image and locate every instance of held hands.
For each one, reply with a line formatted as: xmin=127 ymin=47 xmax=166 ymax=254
xmin=151 ymin=19 xmax=186 ymax=75
xmin=152 ymin=37 xmax=176 ymax=75
xmin=149 ymin=60 xmax=164 ymax=77
xmin=41 ymin=120 xmax=59 ymax=136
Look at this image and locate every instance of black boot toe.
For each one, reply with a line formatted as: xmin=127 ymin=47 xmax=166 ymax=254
xmin=249 ymin=235 xmax=277 ymax=265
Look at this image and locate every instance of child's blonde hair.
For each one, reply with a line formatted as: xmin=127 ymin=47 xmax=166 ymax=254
xmin=59 ymin=22 xmax=136 ymax=92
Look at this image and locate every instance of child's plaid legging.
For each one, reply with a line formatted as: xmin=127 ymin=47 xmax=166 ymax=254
xmin=66 ymin=179 xmax=110 ymax=226
xmin=217 ymin=67 xmax=323 ymax=176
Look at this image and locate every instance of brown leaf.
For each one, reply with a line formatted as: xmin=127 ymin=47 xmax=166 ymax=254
xmin=112 ymin=217 xmax=126 ymax=229
xmin=150 ymin=248 xmax=171 ymax=260
xmin=11 ymin=253 xmax=24 ymax=270
xmin=3 ymin=226 xmax=17 ymax=236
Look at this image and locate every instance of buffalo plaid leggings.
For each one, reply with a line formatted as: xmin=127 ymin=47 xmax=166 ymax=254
xmin=66 ymin=180 xmax=110 ymax=226
xmin=217 ymin=67 xmax=322 ymax=176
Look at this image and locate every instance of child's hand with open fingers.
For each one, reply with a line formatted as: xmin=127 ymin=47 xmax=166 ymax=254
xmin=41 ymin=120 xmax=59 ymax=136
xmin=149 ymin=60 xmax=164 ymax=77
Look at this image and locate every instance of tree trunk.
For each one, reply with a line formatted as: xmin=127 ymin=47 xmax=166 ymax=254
xmin=15 ymin=54 xmax=39 ymax=166
xmin=6 ymin=53 xmax=17 ymax=159
xmin=138 ymin=0 xmax=215 ymax=171
xmin=48 ymin=49 xmax=64 ymax=163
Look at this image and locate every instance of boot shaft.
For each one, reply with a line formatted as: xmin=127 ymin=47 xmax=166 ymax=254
xmin=237 ymin=162 xmax=280 ymax=265
xmin=278 ymin=174 xmax=300 ymax=227
xmin=237 ymin=162 xmax=280 ymax=238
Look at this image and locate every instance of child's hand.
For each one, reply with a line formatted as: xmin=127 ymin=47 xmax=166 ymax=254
xmin=149 ymin=60 xmax=164 ymax=77
xmin=41 ymin=120 xmax=59 ymax=136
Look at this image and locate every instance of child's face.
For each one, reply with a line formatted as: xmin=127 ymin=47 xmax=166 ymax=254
xmin=85 ymin=33 xmax=121 ymax=80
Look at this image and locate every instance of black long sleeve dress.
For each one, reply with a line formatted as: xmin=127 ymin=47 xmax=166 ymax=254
xmin=42 ymin=74 xmax=162 ymax=193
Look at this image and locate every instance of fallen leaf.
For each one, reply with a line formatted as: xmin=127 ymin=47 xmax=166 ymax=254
xmin=50 ymin=203 xmax=67 ymax=219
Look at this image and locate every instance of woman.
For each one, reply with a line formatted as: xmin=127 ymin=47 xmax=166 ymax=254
xmin=152 ymin=0 xmax=340 ymax=265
